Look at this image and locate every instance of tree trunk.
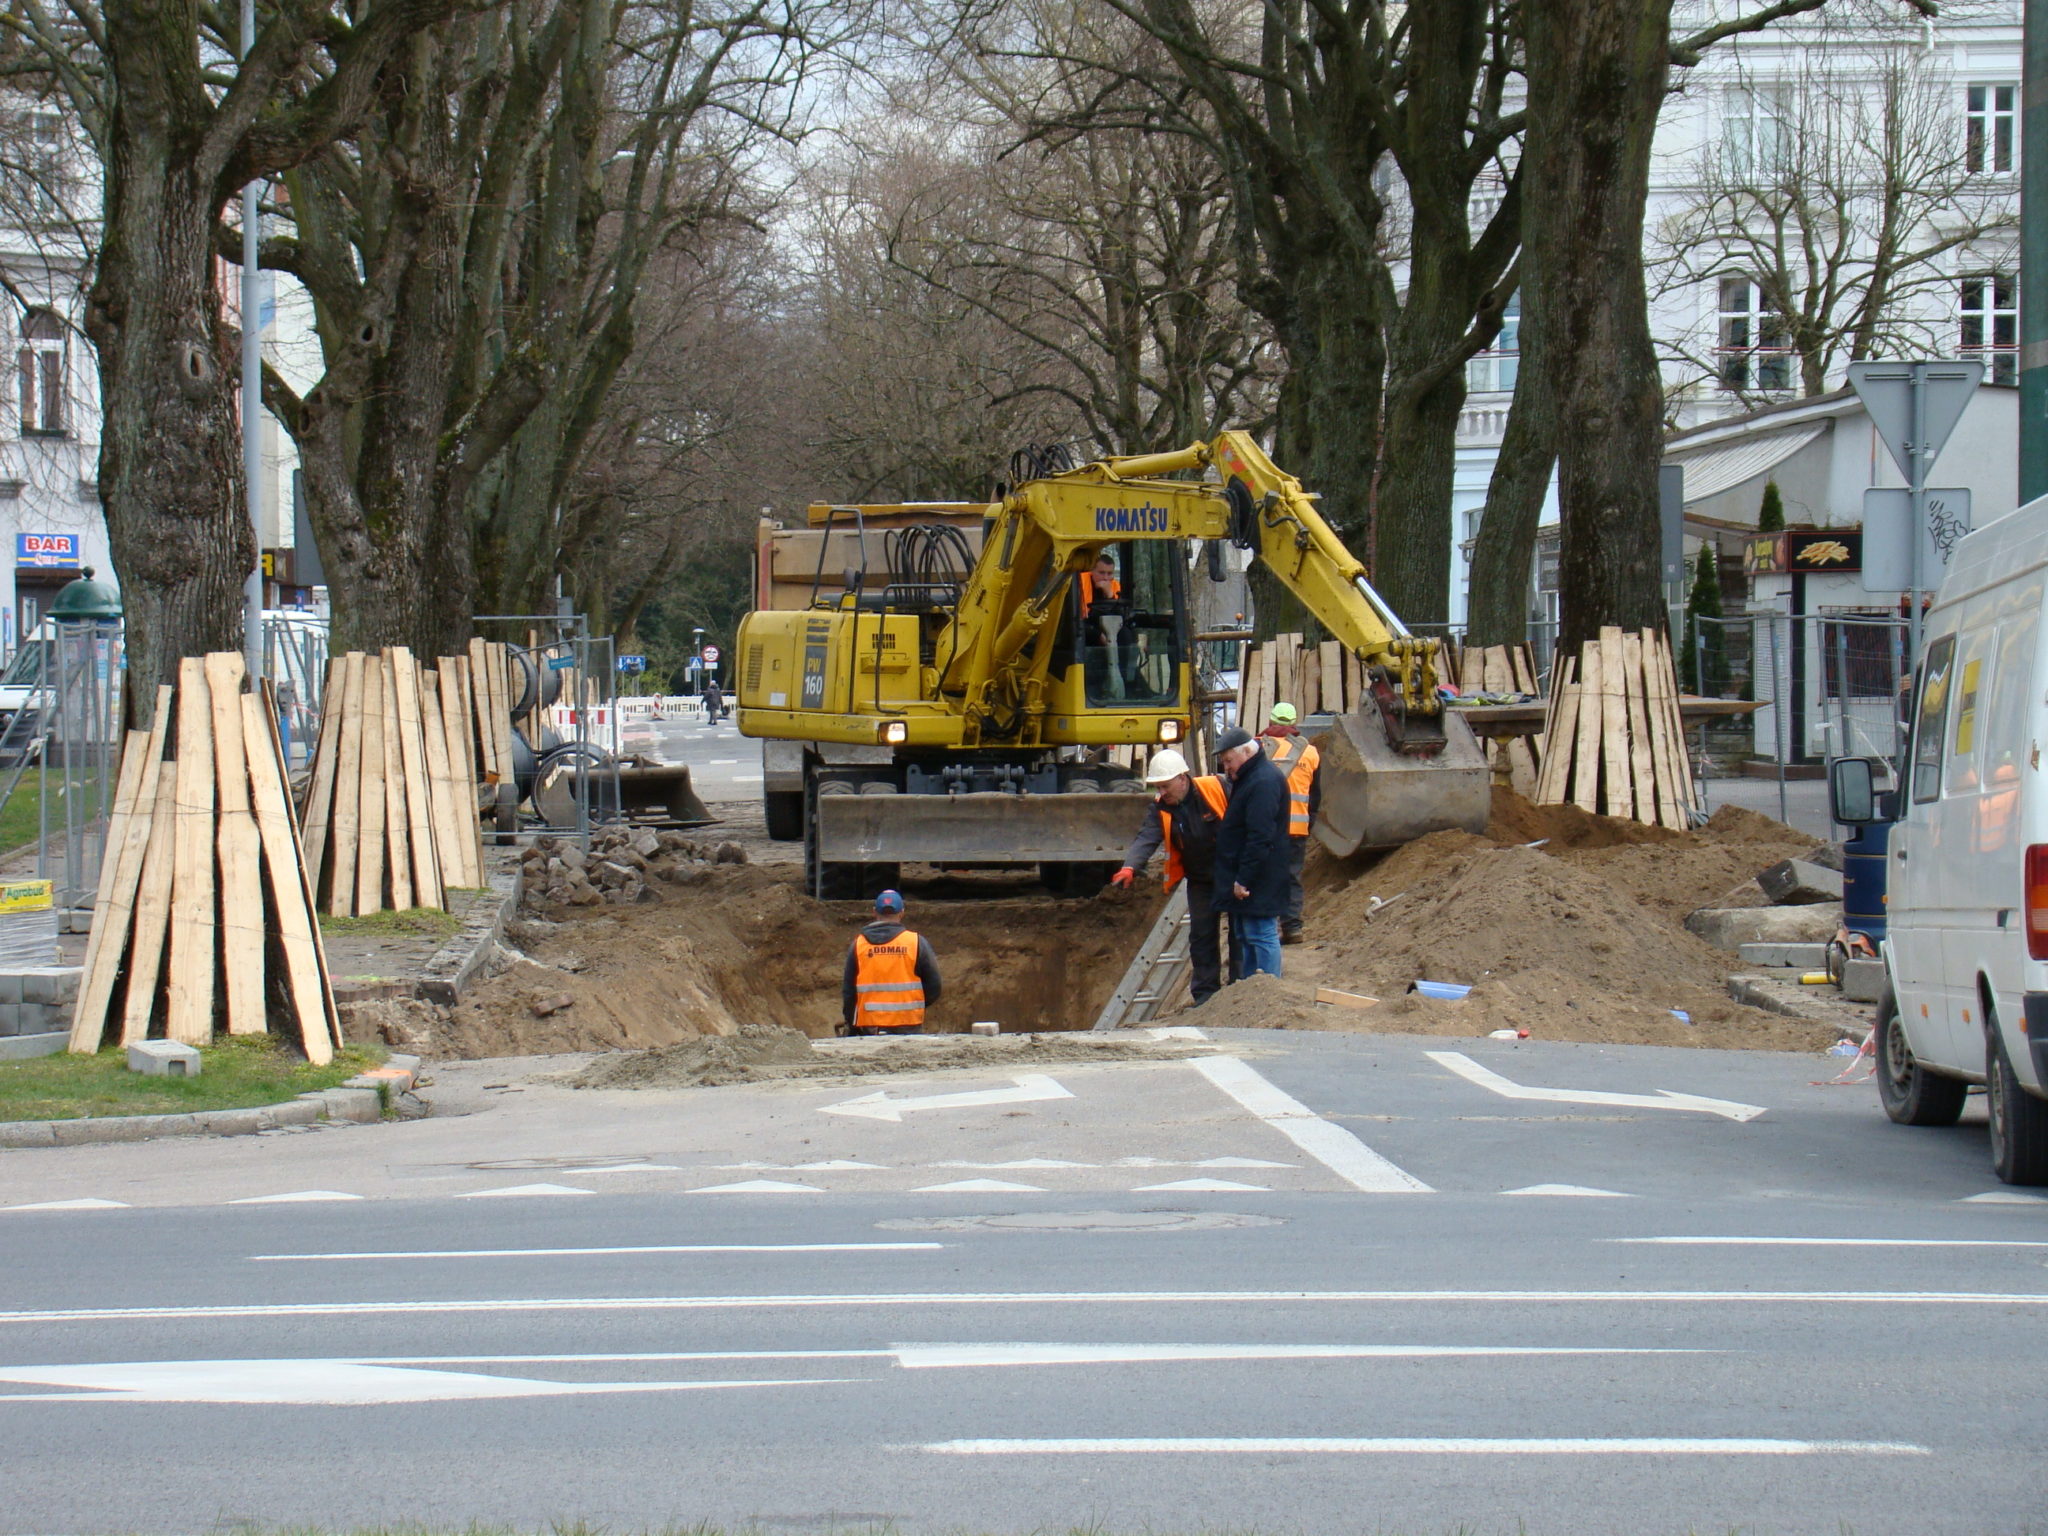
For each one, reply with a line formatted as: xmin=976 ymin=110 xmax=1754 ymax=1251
xmin=87 ymin=0 xmax=254 ymax=729
xmin=1467 ymin=333 xmax=1558 ymax=648
xmin=1522 ymin=0 xmax=1671 ymax=653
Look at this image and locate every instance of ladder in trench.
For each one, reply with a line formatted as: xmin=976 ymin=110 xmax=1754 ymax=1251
xmin=1091 ymin=885 xmax=1191 ymax=1031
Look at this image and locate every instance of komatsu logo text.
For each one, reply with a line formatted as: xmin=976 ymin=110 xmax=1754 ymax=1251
xmin=1095 ymin=503 xmax=1171 ymax=533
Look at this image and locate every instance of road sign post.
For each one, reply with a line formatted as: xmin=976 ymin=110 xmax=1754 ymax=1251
xmin=1847 ymin=360 xmax=1983 ymax=665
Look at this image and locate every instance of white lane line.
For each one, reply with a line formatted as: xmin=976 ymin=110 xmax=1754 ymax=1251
xmin=4 ymin=1199 xmax=129 ymax=1212
xmin=708 ymin=759 xmax=740 ymax=765
xmin=0 ymin=1360 xmax=849 ymax=1406
xmin=1961 ymin=1191 xmax=2048 ymax=1204
xmin=1132 ymin=1179 xmax=1269 ymax=1193
xmin=455 ymin=1183 xmax=594 ymax=1199
xmin=1505 ymin=1185 xmax=1630 ymax=1198
xmin=10 ymin=1289 xmax=2046 ymax=1326
xmin=823 ymin=1075 xmax=1073 ymax=1122
xmin=1189 ymin=1056 xmax=1431 ymax=1193
xmin=230 ymin=1191 xmax=365 ymax=1204
xmin=923 ymin=1438 xmax=1928 ymax=1456
xmin=1426 ymin=1051 xmax=1768 ymax=1122
xmin=889 ymin=1343 xmax=1703 ymax=1369
xmin=688 ymin=1180 xmax=823 ymax=1194
xmin=913 ymin=1180 xmax=1047 ymax=1193
xmin=1615 ymin=1237 xmax=2048 ymax=1249
xmin=251 ymin=1243 xmax=944 ymax=1263
xmin=935 ymin=1160 xmax=1091 ymax=1169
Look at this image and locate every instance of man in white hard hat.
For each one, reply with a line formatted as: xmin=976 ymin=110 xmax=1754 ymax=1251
xmin=1109 ymin=748 xmax=1230 ymax=1003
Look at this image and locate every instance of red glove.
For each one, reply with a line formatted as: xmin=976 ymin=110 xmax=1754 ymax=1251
xmin=1110 ymin=867 xmax=1136 ymax=889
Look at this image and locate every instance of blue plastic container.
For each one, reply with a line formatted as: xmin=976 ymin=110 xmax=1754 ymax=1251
xmin=1842 ymin=820 xmax=1889 ymax=943
xmin=1409 ymin=979 xmax=1473 ymax=1001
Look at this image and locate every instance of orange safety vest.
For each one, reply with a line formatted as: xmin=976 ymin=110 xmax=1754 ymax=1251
xmin=1079 ymin=574 xmax=1122 ymax=617
xmin=1265 ymin=735 xmax=1319 ymax=837
xmin=1161 ymin=776 xmax=1230 ymax=888
xmin=853 ymin=930 xmax=926 ymax=1030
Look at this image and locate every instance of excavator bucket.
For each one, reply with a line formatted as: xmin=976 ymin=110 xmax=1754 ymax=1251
xmin=1313 ymin=707 xmax=1492 ymax=858
xmin=817 ymin=789 xmax=1141 ymax=865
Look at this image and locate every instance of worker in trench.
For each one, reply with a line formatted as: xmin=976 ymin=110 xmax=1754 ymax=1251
xmin=1258 ymin=702 xmax=1321 ymax=944
xmin=1109 ymin=748 xmax=1231 ymax=1004
xmin=840 ymin=889 xmax=943 ymax=1036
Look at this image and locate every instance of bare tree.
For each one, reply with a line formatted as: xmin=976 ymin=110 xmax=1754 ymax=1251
xmin=1651 ymin=41 xmax=2016 ymax=405
xmin=1 ymin=0 xmax=481 ymax=722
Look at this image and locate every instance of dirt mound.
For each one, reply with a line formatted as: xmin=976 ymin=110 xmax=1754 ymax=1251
xmin=1186 ymin=789 xmax=1837 ymax=1052
xmin=569 ymin=1028 xmax=1202 ymax=1089
xmin=436 ymin=864 xmax=1162 ymax=1059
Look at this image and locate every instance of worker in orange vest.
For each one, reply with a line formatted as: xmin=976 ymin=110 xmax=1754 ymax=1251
xmin=1109 ymin=748 xmax=1230 ymax=1003
xmin=840 ymin=889 xmax=942 ymax=1036
xmin=1260 ymin=702 xmax=1320 ymax=944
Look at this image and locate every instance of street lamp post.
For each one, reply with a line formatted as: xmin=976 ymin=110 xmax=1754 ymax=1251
xmin=692 ymin=627 xmax=704 ymax=697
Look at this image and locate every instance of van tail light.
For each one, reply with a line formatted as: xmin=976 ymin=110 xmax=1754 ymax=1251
xmin=2028 ymin=846 xmax=2048 ymax=960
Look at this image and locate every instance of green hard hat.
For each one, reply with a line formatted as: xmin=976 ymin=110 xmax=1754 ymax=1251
xmin=1269 ymin=702 xmax=1298 ymax=724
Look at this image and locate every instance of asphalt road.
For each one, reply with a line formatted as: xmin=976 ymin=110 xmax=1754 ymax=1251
xmin=3 ymin=1027 xmax=2043 ymax=1535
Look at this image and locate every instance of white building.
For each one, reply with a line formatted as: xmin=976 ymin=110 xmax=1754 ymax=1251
xmin=1452 ymin=1 xmax=2022 ymax=633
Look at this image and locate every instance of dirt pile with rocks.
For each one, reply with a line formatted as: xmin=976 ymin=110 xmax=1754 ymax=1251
xmin=569 ymin=1025 xmax=1200 ymax=1090
xmin=519 ymin=826 xmax=749 ymax=908
xmin=1177 ymin=789 xmax=1834 ymax=1051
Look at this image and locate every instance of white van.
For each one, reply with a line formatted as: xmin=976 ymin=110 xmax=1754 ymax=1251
xmin=1831 ymin=494 xmax=2048 ymax=1184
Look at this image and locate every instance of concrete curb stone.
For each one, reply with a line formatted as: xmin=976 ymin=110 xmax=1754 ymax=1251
xmin=414 ymin=867 xmax=521 ymax=1006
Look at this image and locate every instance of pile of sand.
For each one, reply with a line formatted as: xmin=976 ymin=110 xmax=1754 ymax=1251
xmin=571 ymin=1023 xmax=822 ymax=1087
xmin=1183 ymin=788 xmax=1836 ymax=1051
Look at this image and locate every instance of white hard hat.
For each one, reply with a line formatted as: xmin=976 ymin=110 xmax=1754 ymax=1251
xmin=1144 ymin=749 xmax=1191 ymax=785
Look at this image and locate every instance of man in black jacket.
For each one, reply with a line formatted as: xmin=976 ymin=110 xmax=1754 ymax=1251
xmin=1210 ymin=725 xmax=1290 ymax=981
xmin=1108 ymin=748 xmax=1230 ymax=1003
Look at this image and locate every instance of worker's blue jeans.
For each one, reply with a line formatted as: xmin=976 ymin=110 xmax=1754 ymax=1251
xmin=1230 ymin=915 xmax=1283 ymax=980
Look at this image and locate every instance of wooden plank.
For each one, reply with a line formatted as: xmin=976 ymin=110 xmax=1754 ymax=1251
xmin=300 ymin=657 xmax=343 ymax=895
xmin=418 ymin=671 xmax=468 ymax=890
xmin=1343 ymin=646 xmax=1362 ymax=712
xmin=451 ymin=658 xmax=485 ymax=881
xmin=165 ymin=658 xmax=217 ymax=1045
xmin=205 ymin=652 xmax=266 ymax=1037
xmin=387 ymin=647 xmax=444 ymax=909
xmin=241 ymin=691 xmax=334 ymax=1064
xmin=1596 ymin=629 xmax=1631 ymax=820
xmin=1643 ymin=628 xmax=1693 ymax=831
xmin=440 ymin=657 xmax=481 ymax=884
xmin=490 ymin=642 xmax=515 ymax=790
xmin=380 ymin=657 xmax=414 ymax=911
xmin=356 ymin=658 xmax=389 ymax=915
xmin=1314 ymin=986 xmax=1381 ymax=1010
xmin=1509 ymin=644 xmax=1538 ymax=696
xmin=325 ymin=653 xmax=365 ymax=915
xmin=1619 ymin=631 xmax=1655 ymax=828
xmin=1319 ymin=641 xmax=1341 ymax=719
xmin=67 ymin=724 xmax=157 ymax=1052
xmin=1569 ymin=643 xmax=1603 ymax=812
xmin=1534 ymin=656 xmax=1578 ymax=804
xmin=466 ymin=639 xmax=498 ymax=783
xmin=1258 ymin=642 xmax=1277 ymax=727
xmin=119 ymin=760 xmax=180 ymax=1046
xmin=256 ymin=680 xmax=342 ymax=1052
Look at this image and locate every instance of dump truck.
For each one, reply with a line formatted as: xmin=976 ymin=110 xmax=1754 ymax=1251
xmin=737 ymin=433 xmax=1490 ymax=897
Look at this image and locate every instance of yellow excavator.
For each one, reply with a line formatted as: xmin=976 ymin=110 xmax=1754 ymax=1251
xmin=735 ymin=431 xmax=1490 ymax=897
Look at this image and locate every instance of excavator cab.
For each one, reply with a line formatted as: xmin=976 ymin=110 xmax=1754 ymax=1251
xmin=1058 ymin=542 xmax=1189 ymax=710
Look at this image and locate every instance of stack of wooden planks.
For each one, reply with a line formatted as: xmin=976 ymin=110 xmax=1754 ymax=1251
xmin=298 ymin=647 xmax=488 ymax=916
xmin=67 ymin=655 xmax=341 ymax=1061
xmin=1445 ymin=643 xmax=1544 ymax=797
xmin=1535 ymin=626 xmax=1696 ymax=831
xmin=1235 ymin=633 xmax=1371 ymax=726
xmin=464 ymin=639 xmax=519 ymax=796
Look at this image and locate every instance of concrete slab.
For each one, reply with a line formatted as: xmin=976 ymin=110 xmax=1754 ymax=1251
xmin=1736 ymin=942 xmax=1829 ymax=970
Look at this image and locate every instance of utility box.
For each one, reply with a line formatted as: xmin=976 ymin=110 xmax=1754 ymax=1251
xmin=127 ymin=1040 xmax=201 ymax=1078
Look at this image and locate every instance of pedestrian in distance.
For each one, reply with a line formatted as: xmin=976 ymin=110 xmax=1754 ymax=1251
xmin=703 ymin=677 xmax=725 ymax=722
xmin=1210 ymin=725 xmax=1291 ymax=981
xmin=841 ymin=889 xmax=942 ymax=1036
xmin=1259 ymin=702 xmax=1321 ymax=944
xmin=1109 ymin=748 xmax=1231 ymax=1004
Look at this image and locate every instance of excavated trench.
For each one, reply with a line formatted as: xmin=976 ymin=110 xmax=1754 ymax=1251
xmin=430 ymin=855 xmax=1165 ymax=1059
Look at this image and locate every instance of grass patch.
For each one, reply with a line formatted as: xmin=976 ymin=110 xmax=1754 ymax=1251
xmin=318 ymin=905 xmax=463 ymax=942
xmin=0 ymin=1034 xmax=382 ymax=1122
xmin=0 ymin=767 xmax=50 ymax=857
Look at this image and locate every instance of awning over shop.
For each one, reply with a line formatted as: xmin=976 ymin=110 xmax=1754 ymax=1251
xmin=1666 ymin=422 xmax=1826 ymax=505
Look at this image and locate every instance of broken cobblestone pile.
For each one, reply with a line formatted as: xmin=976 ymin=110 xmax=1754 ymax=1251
xmin=520 ymin=827 xmax=748 ymax=908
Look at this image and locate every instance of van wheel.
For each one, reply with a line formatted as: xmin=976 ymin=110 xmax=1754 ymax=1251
xmin=1875 ymin=991 xmax=1966 ymax=1127
xmin=1987 ymin=1018 xmax=2048 ymax=1185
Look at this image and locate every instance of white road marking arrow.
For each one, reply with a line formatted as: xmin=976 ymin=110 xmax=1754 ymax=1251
xmin=1425 ymin=1051 xmax=1767 ymax=1122
xmin=821 ymin=1073 xmax=1074 ymax=1123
